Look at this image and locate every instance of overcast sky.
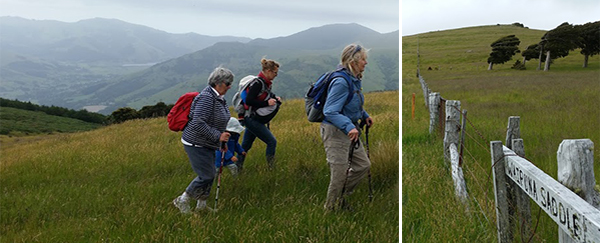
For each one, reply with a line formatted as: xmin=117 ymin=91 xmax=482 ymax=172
xmin=0 ymin=0 xmax=399 ymax=39
xmin=402 ymin=0 xmax=600 ymax=36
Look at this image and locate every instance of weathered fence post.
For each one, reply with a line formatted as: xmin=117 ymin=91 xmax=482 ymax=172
xmin=512 ymin=138 xmax=532 ymax=242
xmin=450 ymin=143 xmax=469 ymax=205
xmin=491 ymin=141 xmax=513 ymax=243
xmin=420 ymin=76 xmax=430 ymax=108
xmin=505 ymin=116 xmax=520 ymax=149
xmin=428 ymin=92 xmax=440 ymax=134
xmin=444 ymin=100 xmax=461 ymax=163
xmin=557 ymin=139 xmax=599 ymax=243
xmin=504 ymin=117 xmax=532 ymax=241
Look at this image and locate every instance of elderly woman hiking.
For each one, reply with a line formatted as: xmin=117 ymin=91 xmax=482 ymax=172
xmin=321 ymin=44 xmax=373 ymax=211
xmin=173 ymin=66 xmax=234 ymax=214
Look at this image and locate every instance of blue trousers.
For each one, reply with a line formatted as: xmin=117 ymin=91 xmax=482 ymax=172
xmin=241 ymin=117 xmax=277 ymax=157
xmin=183 ymin=145 xmax=216 ymax=200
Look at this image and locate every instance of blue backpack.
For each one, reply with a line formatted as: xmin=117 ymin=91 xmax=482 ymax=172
xmin=304 ymin=69 xmax=353 ymax=122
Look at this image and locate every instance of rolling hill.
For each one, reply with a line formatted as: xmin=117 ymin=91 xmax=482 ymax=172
xmin=0 ymin=17 xmax=251 ymax=111
xmin=0 ymin=17 xmax=399 ymax=115
xmin=90 ymin=23 xmax=399 ymax=114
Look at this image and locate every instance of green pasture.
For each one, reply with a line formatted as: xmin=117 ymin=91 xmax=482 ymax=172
xmin=1 ymin=91 xmax=399 ymax=242
xmin=402 ymin=25 xmax=600 ymax=242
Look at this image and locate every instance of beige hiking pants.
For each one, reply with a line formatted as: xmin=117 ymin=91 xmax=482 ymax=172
xmin=320 ymin=123 xmax=371 ymax=209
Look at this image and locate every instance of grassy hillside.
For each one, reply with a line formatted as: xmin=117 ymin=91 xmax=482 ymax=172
xmin=0 ymin=107 xmax=102 ymax=136
xmin=402 ymin=25 xmax=600 ymax=242
xmin=0 ymin=91 xmax=399 ymax=242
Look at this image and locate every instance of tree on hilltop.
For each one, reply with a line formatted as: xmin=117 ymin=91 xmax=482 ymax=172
xmin=487 ymin=35 xmax=521 ymax=70
xmin=109 ymin=107 xmax=139 ymax=124
xmin=521 ymin=43 xmax=547 ymax=69
xmin=540 ymin=22 xmax=580 ymax=71
xmin=575 ymin=21 xmax=600 ymax=68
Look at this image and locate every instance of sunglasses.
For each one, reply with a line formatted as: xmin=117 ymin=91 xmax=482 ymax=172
xmin=352 ymin=45 xmax=362 ymax=56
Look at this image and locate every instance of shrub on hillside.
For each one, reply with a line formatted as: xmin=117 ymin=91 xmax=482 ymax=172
xmin=511 ymin=60 xmax=526 ymax=70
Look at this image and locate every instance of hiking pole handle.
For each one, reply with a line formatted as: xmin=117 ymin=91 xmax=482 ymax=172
xmin=220 ymin=141 xmax=227 ymax=152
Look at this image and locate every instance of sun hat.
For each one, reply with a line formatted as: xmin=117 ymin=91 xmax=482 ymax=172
xmin=226 ymin=117 xmax=245 ymax=134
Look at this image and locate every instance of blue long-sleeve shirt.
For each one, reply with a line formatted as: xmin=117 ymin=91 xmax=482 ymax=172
xmin=322 ymin=69 xmax=369 ymax=134
xmin=215 ymin=133 xmax=245 ymax=167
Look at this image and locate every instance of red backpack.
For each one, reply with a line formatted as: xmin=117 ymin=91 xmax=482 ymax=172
xmin=167 ymin=92 xmax=199 ymax=131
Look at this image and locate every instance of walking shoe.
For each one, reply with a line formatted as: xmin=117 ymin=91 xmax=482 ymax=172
xmin=266 ymin=155 xmax=276 ymax=170
xmin=227 ymin=164 xmax=239 ymax=177
xmin=195 ymin=199 xmax=207 ymax=211
xmin=173 ymin=195 xmax=191 ymax=214
xmin=339 ymin=198 xmax=354 ymax=212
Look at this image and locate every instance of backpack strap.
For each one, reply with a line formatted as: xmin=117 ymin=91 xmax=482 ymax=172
xmin=329 ymin=70 xmax=355 ymax=105
xmin=245 ymin=77 xmax=271 ymax=116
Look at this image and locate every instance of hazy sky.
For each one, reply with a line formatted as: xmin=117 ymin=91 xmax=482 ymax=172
xmin=0 ymin=0 xmax=399 ymax=39
xmin=402 ymin=0 xmax=600 ymax=36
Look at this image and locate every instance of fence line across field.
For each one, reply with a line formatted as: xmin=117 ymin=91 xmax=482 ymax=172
xmin=417 ymin=72 xmax=599 ymax=242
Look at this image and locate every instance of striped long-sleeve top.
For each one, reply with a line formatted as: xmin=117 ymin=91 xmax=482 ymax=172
xmin=182 ymin=86 xmax=230 ymax=150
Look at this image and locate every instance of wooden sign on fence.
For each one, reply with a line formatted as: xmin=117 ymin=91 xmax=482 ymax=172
xmin=491 ymin=141 xmax=600 ymax=243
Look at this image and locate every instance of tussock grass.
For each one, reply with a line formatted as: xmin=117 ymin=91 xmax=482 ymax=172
xmin=1 ymin=91 xmax=399 ymax=242
xmin=403 ymin=25 xmax=600 ymax=242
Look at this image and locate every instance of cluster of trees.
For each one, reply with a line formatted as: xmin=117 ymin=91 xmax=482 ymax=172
xmin=108 ymin=102 xmax=172 ymax=124
xmin=488 ymin=21 xmax=599 ymax=70
xmin=0 ymin=98 xmax=107 ymax=124
xmin=1 ymin=96 xmax=175 ymax=130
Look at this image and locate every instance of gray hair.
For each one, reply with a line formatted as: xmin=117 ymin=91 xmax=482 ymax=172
xmin=207 ymin=66 xmax=234 ymax=87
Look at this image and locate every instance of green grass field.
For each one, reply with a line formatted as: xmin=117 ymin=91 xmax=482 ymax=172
xmin=0 ymin=91 xmax=399 ymax=242
xmin=403 ymin=25 xmax=600 ymax=242
xmin=0 ymin=107 xmax=102 ymax=136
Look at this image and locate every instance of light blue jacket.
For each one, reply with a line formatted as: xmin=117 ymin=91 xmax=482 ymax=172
xmin=323 ymin=69 xmax=369 ymax=134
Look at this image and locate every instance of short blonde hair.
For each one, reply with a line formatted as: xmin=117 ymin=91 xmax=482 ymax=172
xmin=340 ymin=44 xmax=368 ymax=78
xmin=261 ymin=58 xmax=280 ymax=71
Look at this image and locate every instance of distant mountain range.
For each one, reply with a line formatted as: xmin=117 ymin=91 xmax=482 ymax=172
xmin=0 ymin=17 xmax=398 ymax=114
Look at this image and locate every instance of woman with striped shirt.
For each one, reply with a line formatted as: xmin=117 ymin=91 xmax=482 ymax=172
xmin=173 ymin=66 xmax=234 ymax=214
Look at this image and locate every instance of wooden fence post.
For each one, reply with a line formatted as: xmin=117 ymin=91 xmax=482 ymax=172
xmin=505 ymin=116 xmax=520 ymax=150
xmin=444 ymin=100 xmax=461 ymax=164
xmin=491 ymin=141 xmax=513 ymax=243
xmin=512 ymin=138 xmax=532 ymax=242
xmin=450 ymin=143 xmax=469 ymax=205
xmin=419 ymin=76 xmax=429 ymax=108
xmin=557 ymin=139 xmax=599 ymax=243
xmin=428 ymin=92 xmax=440 ymax=134
xmin=504 ymin=117 xmax=531 ymax=242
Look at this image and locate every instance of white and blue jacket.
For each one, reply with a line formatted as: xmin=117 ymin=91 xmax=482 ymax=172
xmin=322 ymin=69 xmax=370 ymax=134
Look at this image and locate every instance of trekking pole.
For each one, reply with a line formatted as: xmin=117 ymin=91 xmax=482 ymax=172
xmin=340 ymin=139 xmax=358 ymax=209
xmin=359 ymin=121 xmax=374 ymax=202
xmin=214 ymin=142 xmax=226 ymax=211
xmin=365 ymin=125 xmax=373 ymax=202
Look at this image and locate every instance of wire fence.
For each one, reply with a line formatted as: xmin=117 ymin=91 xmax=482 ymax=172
xmin=417 ymin=73 xmax=546 ymax=242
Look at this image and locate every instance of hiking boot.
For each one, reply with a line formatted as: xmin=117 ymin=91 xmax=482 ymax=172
xmin=339 ymin=198 xmax=354 ymax=212
xmin=266 ymin=155 xmax=276 ymax=170
xmin=195 ymin=199 xmax=207 ymax=211
xmin=173 ymin=194 xmax=191 ymax=214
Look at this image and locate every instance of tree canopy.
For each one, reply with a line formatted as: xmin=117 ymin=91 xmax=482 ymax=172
xmin=487 ymin=35 xmax=521 ymax=70
xmin=576 ymin=21 xmax=600 ymax=68
xmin=541 ymin=22 xmax=580 ymax=70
